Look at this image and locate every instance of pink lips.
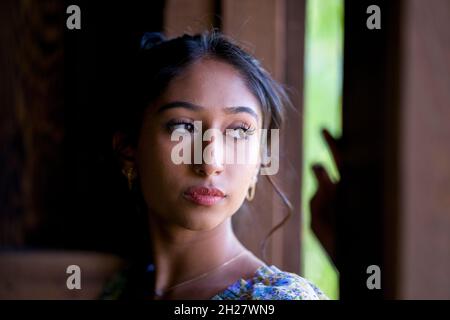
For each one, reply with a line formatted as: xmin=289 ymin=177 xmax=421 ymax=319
xmin=183 ymin=186 xmax=226 ymax=206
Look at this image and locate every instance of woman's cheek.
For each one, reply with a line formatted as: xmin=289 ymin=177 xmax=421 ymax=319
xmin=231 ymin=166 xmax=254 ymax=199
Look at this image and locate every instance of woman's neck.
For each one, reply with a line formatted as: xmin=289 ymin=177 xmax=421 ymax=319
xmin=148 ymin=217 xmax=247 ymax=298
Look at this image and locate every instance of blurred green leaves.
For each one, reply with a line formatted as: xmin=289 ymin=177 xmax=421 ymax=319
xmin=302 ymin=0 xmax=343 ymax=300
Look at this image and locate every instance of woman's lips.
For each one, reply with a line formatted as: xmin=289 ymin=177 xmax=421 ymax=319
xmin=183 ymin=186 xmax=226 ymax=206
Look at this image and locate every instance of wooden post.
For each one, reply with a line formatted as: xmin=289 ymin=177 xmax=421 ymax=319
xmin=396 ymin=0 xmax=450 ymax=299
xmin=164 ymin=0 xmax=216 ymax=37
xmin=341 ymin=0 xmax=450 ymax=299
xmin=222 ymin=0 xmax=306 ymax=274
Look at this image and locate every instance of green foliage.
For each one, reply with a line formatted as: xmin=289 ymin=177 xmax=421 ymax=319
xmin=301 ymin=0 xmax=344 ymax=300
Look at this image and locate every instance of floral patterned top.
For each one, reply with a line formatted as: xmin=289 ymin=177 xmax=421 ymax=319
xmin=100 ymin=264 xmax=329 ymax=300
xmin=211 ymin=265 xmax=329 ymax=300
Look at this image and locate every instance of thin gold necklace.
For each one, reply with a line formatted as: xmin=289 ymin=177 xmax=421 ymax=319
xmin=153 ymin=250 xmax=247 ymax=298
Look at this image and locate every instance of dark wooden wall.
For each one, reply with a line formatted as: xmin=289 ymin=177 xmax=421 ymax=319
xmin=340 ymin=0 xmax=450 ymax=299
xmin=395 ymin=0 xmax=450 ymax=299
xmin=0 ymin=0 xmax=165 ymax=258
xmin=0 ymin=0 xmax=66 ymax=246
xmin=339 ymin=0 xmax=399 ymax=300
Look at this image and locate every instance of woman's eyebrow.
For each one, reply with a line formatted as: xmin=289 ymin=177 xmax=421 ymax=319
xmin=223 ymin=106 xmax=258 ymax=121
xmin=157 ymin=101 xmax=201 ymax=113
xmin=157 ymin=101 xmax=258 ymax=121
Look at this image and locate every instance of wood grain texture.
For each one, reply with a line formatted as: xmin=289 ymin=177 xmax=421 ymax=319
xmin=0 ymin=251 xmax=124 ymax=299
xmin=222 ymin=0 xmax=305 ymax=274
xmin=0 ymin=0 xmax=65 ymax=246
xmin=398 ymin=0 xmax=450 ymax=299
xmin=164 ymin=0 xmax=216 ymax=37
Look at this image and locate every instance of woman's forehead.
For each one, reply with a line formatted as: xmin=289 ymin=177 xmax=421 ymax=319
xmin=159 ymin=59 xmax=262 ymax=119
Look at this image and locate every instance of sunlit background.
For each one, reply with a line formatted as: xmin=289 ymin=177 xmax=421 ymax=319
xmin=302 ymin=0 xmax=343 ymax=300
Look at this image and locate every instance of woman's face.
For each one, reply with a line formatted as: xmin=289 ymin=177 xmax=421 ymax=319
xmin=135 ymin=58 xmax=263 ymax=231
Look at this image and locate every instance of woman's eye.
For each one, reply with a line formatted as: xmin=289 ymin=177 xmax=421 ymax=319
xmin=226 ymin=126 xmax=256 ymax=140
xmin=167 ymin=121 xmax=196 ymax=134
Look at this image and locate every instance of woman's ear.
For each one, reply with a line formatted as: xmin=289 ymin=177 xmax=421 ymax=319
xmin=112 ymin=132 xmax=136 ymax=168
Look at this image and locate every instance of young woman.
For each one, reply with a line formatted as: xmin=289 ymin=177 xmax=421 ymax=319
xmin=102 ymin=31 xmax=328 ymax=300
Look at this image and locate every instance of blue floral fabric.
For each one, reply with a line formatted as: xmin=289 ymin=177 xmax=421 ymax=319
xmin=100 ymin=264 xmax=329 ymax=300
xmin=211 ymin=265 xmax=329 ymax=300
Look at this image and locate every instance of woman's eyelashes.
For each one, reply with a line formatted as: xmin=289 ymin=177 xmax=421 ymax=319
xmin=166 ymin=119 xmax=198 ymax=134
xmin=226 ymin=122 xmax=256 ymax=140
xmin=165 ymin=119 xmax=256 ymax=140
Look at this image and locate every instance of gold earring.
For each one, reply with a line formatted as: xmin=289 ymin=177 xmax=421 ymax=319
xmin=122 ymin=167 xmax=137 ymax=190
xmin=246 ymin=183 xmax=256 ymax=201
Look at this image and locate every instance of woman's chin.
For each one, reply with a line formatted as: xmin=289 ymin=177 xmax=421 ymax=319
xmin=177 ymin=212 xmax=228 ymax=232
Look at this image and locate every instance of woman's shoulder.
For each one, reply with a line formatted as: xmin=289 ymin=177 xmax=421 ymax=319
xmin=211 ymin=265 xmax=329 ymax=300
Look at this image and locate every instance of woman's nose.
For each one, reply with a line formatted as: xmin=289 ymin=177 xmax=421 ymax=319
xmin=193 ymin=133 xmax=224 ymax=176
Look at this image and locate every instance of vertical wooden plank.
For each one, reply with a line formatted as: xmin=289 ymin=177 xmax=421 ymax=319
xmin=164 ymin=0 xmax=215 ymax=37
xmin=222 ymin=0 xmax=305 ymax=274
xmin=340 ymin=0 xmax=398 ymax=299
xmin=283 ymin=0 xmax=306 ymax=275
xmin=223 ymin=0 xmax=283 ymax=266
xmin=222 ymin=0 xmax=286 ymax=81
xmin=341 ymin=0 xmax=450 ymax=299
xmin=0 ymin=0 xmax=65 ymax=247
xmin=398 ymin=0 xmax=450 ymax=299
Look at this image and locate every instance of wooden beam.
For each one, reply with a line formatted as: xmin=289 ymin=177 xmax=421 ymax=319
xmin=222 ymin=0 xmax=305 ymax=274
xmin=341 ymin=0 xmax=450 ymax=299
xmin=397 ymin=0 xmax=450 ymax=299
xmin=164 ymin=0 xmax=215 ymax=37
